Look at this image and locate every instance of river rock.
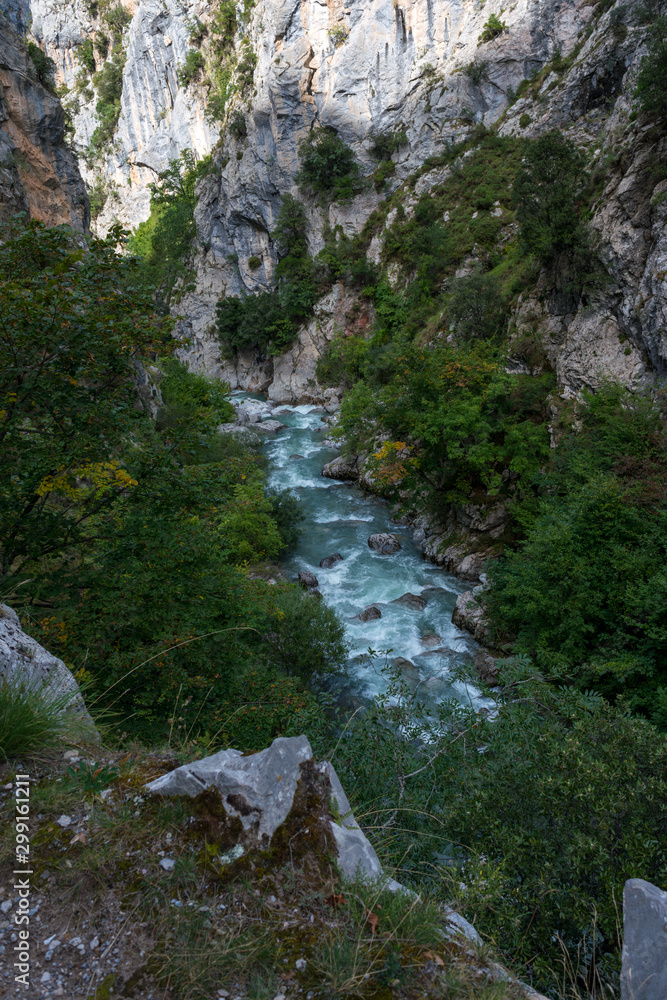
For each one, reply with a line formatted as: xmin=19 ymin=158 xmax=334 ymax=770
xmin=392 ymin=593 xmax=427 ymax=611
xmin=254 ymin=420 xmax=286 ymax=434
xmin=322 ymin=454 xmax=362 ymax=480
xmin=421 ymin=647 xmax=458 ymax=659
xmin=233 ymin=399 xmax=274 ymax=425
xmin=452 ymin=585 xmax=491 ymax=644
xmin=621 ymin=879 xmax=667 ymax=1000
xmin=319 ymin=553 xmax=343 ymax=569
xmin=0 ymin=604 xmax=98 ymax=739
xmin=420 ymin=633 xmax=443 ymax=647
xmin=473 ymin=650 xmax=500 ymax=684
xmin=297 ymin=571 xmax=319 ymax=589
xmin=289 ymin=454 xmax=305 ymax=460
xmin=393 ymin=657 xmax=420 ymax=690
xmin=355 ymin=605 xmax=382 ymax=622
xmin=368 ymin=533 xmax=402 ymax=555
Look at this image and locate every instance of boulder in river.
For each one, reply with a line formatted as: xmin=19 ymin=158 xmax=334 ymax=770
xmin=289 ymin=454 xmax=305 ymax=460
xmin=254 ymin=420 xmax=286 ymax=434
xmin=421 ymin=632 xmax=443 ymax=647
xmin=319 ymin=553 xmax=343 ymax=569
xmin=368 ymin=533 xmax=402 ymax=555
xmin=297 ymin=571 xmax=319 ymax=589
xmin=393 ymin=657 xmax=420 ymax=690
xmin=322 ymin=454 xmax=361 ymax=480
xmin=392 ymin=592 xmax=426 ymax=611
xmin=355 ymin=605 xmax=382 ymax=622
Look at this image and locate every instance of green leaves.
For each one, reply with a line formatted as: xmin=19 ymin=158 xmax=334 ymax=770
xmin=635 ymin=16 xmax=667 ymax=126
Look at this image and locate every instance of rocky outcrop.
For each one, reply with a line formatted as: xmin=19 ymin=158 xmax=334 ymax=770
xmin=145 ymin=734 xmax=400 ymax=886
xmin=0 ymin=13 xmax=88 ymax=228
xmin=0 ymin=603 xmax=98 ymax=737
xmin=621 ymin=879 xmax=667 ymax=1000
xmin=451 ymin=585 xmax=492 ymax=645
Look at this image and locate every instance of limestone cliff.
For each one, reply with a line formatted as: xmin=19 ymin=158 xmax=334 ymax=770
xmin=7 ymin=0 xmax=666 ymax=402
xmin=0 ymin=11 xmax=88 ymax=228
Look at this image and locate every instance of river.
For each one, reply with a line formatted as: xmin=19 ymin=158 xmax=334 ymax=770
xmin=237 ymin=397 xmax=488 ymax=711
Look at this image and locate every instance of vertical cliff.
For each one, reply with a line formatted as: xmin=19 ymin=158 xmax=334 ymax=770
xmin=0 ymin=11 xmax=88 ymax=228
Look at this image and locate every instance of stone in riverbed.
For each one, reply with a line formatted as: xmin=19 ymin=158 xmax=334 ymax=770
xmin=289 ymin=454 xmax=305 ymax=460
xmin=368 ymin=533 xmax=402 ymax=555
xmin=355 ymin=605 xmax=382 ymax=622
xmin=319 ymin=553 xmax=343 ymax=569
xmin=254 ymin=420 xmax=286 ymax=434
xmin=297 ymin=571 xmax=319 ymax=589
xmin=420 ymin=633 xmax=443 ymax=647
xmin=392 ymin=593 xmax=426 ymax=611
xmin=322 ymin=454 xmax=361 ymax=480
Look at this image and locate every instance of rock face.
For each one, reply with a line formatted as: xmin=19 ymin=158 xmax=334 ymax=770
xmin=145 ymin=734 xmax=397 ymax=884
xmin=0 ymin=13 xmax=88 ymax=228
xmin=621 ymin=879 xmax=667 ymax=1000
xmin=0 ymin=604 xmax=98 ymax=737
xmin=451 ymin=585 xmax=491 ymax=644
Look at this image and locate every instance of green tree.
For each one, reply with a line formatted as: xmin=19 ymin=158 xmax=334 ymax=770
xmin=635 ymin=17 xmax=667 ymax=124
xmin=297 ymin=127 xmax=362 ymax=201
xmin=512 ymin=130 xmax=592 ymax=275
xmin=0 ymin=220 xmax=170 ymax=584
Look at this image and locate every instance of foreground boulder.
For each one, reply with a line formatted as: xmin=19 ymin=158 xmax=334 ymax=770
xmin=145 ymin=735 xmax=393 ymax=884
xmin=0 ymin=604 xmax=98 ymax=739
xmin=368 ymin=533 xmax=402 ymax=554
xmin=621 ymin=879 xmax=667 ymax=1000
xmin=452 ymin=585 xmax=492 ymax=644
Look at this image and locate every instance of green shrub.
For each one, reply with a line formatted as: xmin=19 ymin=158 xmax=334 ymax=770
xmin=368 ymin=129 xmax=408 ymax=161
xmin=127 ymin=151 xmax=213 ymax=306
xmin=464 ymin=60 xmax=488 ymax=85
xmin=479 ymin=12 xmax=507 ymax=43
xmin=228 ymin=110 xmax=247 ymax=139
xmin=297 ymin=127 xmax=362 ymax=202
xmin=79 ymin=38 xmax=96 ymax=74
xmin=512 ymin=130 xmax=594 ymax=279
xmin=487 ymin=383 xmax=667 ymax=720
xmin=26 ymin=41 xmax=55 ymax=89
xmin=447 ymin=271 xmax=507 ymax=340
xmin=247 ymin=254 xmax=262 ymax=270
xmin=178 ymin=49 xmax=205 ymax=87
xmin=334 ymin=656 xmax=667 ymax=994
xmin=88 ymin=49 xmax=126 ymax=161
xmin=103 ymin=4 xmax=132 ymax=38
xmin=95 ymin=31 xmax=109 ymax=58
xmin=635 ymin=16 xmax=667 ymax=125
xmin=519 ymin=112 xmax=531 ymax=128
xmin=216 ymin=292 xmax=296 ymax=355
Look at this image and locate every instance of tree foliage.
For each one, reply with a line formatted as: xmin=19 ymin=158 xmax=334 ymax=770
xmin=635 ymin=16 xmax=667 ymax=124
xmin=297 ymin=127 xmax=362 ymax=202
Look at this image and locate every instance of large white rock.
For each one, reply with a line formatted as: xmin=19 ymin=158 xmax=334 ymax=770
xmin=621 ymin=879 xmax=667 ymax=1000
xmin=0 ymin=604 xmax=98 ymax=737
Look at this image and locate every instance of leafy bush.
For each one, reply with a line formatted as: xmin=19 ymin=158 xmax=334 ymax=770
xmin=512 ymin=130 xmax=594 ymax=280
xmin=464 ymin=60 xmax=488 ymax=85
xmin=228 ymin=110 xmax=247 ymax=139
xmin=328 ymin=24 xmax=348 ymax=47
xmin=0 ymin=219 xmax=170 ymax=585
xmin=26 ymin=41 xmax=55 ymax=89
xmin=487 ymin=383 xmax=667 ymax=721
xmin=178 ymin=49 xmax=205 ymax=87
xmin=128 ymin=150 xmax=214 ymax=306
xmin=635 ymin=16 xmax=667 ymax=125
xmin=103 ymin=4 xmax=132 ymax=38
xmin=297 ymin=128 xmax=362 ymax=202
xmin=247 ymin=254 xmax=262 ymax=270
xmin=368 ymin=129 xmax=408 ymax=162
xmin=479 ymin=13 xmax=507 ymax=43
xmin=88 ymin=49 xmax=126 ymax=161
xmin=216 ymin=292 xmax=296 ymax=355
xmin=447 ymin=270 xmax=508 ymax=340
xmin=334 ymin=656 xmax=667 ymax=994
xmin=79 ymin=38 xmax=96 ymax=74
